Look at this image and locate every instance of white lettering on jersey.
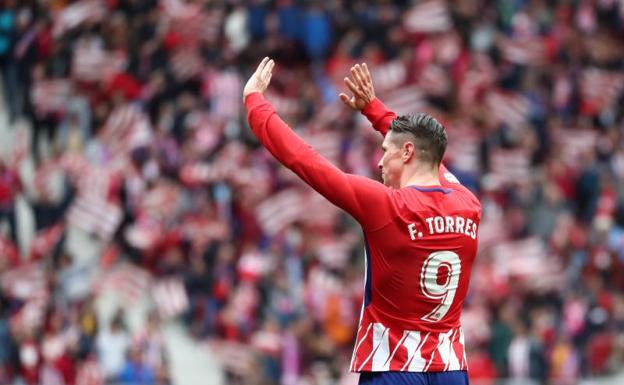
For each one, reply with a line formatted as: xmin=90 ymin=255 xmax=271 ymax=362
xmin=464 ymin=219 xmax=473 ymax=237
xmin=456 ymin=217 xmax=465 ymax=234
xmin=422 ymin=216 xmax=478 ymax=239
xmin=434 ymin=217 xmax=444 ymax=233
xmin=408 ymin=223 xmax=423 ymax=240
xmin=425 ymin=218 xmax=434 ymax=234
xmin=445 ymin=216 xmax=455 ymax=233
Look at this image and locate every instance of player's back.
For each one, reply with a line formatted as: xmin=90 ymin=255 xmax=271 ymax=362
xmin=350 ymin=177 xmax=480 ymax=373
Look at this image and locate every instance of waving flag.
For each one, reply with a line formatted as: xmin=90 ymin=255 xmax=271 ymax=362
xmin=486 ymin=90 xmax=530 ymax=129
xmin=153 ymin=278 xmax=189 ymax=320
xmin=2 ymin=263 xmax=47 ymax=300
xmin=498 ymin=36 xmax=546 ymax=65
xmin=72 ymin=44 xmax=127 ymax=83
xmin=580 ymin=68 xmax=624 ymax=111
xmin=53 ymin=0 xmax=106 ymax=37
xmin=381 ymin=85 xmax=427 ymax=116
xmin=404 ymin=0 xmax=453 ymax=33
xmin=256 ymin=189 xmax=304 ymax=236
xmin=31 ymin=79 xmax=72 ymax=115
xmin=94 ymin=263 xmax=152 ymax=304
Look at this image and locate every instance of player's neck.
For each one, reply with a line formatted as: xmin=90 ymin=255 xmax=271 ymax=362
xmin=400 ymin=165 xmax=440 ymax=188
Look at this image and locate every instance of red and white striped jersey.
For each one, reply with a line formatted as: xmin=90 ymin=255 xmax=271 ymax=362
xmin=246 ymin=94 xmax=481 ymax=373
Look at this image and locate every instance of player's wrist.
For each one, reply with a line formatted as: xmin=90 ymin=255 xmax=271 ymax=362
xmin=244 ymin=92 xmax=265 ymax=107
xmin=361 ymin=97 xmax=381 ymax=114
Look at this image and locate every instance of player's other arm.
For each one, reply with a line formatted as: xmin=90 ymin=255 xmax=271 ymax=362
xmin=244 ymin=58 xmax=392 ymax=230
xmin=340 ymin=63 xmax=396 ymax=137
xmin=342 ymin=63 xmax=455 ymax=183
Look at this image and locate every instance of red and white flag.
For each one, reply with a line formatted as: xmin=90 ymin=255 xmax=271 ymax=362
xmin=301 ymin=191 xmax=340 ymax=229
xmin=206 ymin=69 xmax=243 ymax=120
xmin=300 ymin=129 xmax=342 ymax=165
xmin=31 ymin=79 xmax=72 ymax=115
xmin=265 ymin=92 xmax=300 ymax=117
xmin=161 ymin=0 xmax=208 ymax=46
xmin=486 ymin=90 xmax=530 ymax=129
xmin=580 ymin=68 xmax=624 ymax=111
xmin=186 ymin=111 xmax=222 ymax=153
xmin=179 ymin=162 xmax=225 ymax=186
xmin=67 ymin=195 xmax=122 ymax=241
xmin=404 ymin=0 xmax=453 ymax=33
xmin=477 ymin=216 xmax=507 ymax=254
xmin=10 ymin=294 xmax=49 ymax=334
xmin=445 ymin=123 xmax=480 ymax=174
xmin=152 ymin=278 xmax=189 ymax=320
xmin=67 ymin=166 xmax=122 ymax=241
xmin=100 ymin=103 xmax=145 ymax=147
xmin=237 ymin=249 xmax=272 ymax=282
xmin=1 ymin=263 xmax=48 ymax=300
xmin=72 ymin=44 xmax=127 ymax=83
xmin=53 ymin=0 xmax=107 ymax=37
xmin=59 ymin=153 xmax=90 ymax=182
xmin=485 ymin=148 xmax=531 ymax=189
xmin=491 ymin=237 xmax=561 ymax=283
xmin=371 ymin=60 xmax=408 ymax=93
xmin=0 ymin=236 xmax=20 ymax=268
xmin=381 ymin=85 xmax=427 ymax=116
xmin=554 ymin=128 xmax=597 ymax=168
xmin=94 ymin=263 xmax=152 ymax=304
xmin=498 ymin=36 xmax=546 ymax=65
xmin=255 ymin=189 xmax=304 ymax=236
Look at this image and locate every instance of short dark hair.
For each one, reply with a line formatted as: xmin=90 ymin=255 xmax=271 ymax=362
xmin=389 ymin=113 xmax=447 ymax=166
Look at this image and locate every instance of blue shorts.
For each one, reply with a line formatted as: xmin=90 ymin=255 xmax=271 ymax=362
xmin=358 ymin=371 xmax=469 ymax=385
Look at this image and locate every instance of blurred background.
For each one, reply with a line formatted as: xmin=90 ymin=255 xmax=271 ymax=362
xmin=0 ymin=0 xmax=623 ymax=385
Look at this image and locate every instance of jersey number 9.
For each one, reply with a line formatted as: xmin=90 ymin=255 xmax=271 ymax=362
xmin=419 ymin=251 xmax=461 ymax=322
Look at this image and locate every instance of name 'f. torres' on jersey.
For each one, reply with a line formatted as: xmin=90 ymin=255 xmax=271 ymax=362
xmin=245 ymin=94 xmax=481 ymax=373
xmin=349 ymin=185 xmax=479 ymax=372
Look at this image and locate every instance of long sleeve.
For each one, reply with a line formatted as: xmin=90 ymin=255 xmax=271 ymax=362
xmin=361 ymin=98 xmax=397 ymax=137
xmin=246 ymin=92 xmax=394 ymax=231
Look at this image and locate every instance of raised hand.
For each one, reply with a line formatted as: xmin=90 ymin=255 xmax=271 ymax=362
xmin=339 ymin=63 xmax=376 ymax=111
xmin=243 ymin=57 xmax=275 ymax=101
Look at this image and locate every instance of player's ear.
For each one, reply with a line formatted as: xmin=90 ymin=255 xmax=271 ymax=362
xmin=402 ymin=142 xmax=415 ymax=163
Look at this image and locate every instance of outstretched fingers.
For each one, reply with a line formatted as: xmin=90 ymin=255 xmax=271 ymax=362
xmin=362 ymin=63 xmax=373 ymax=84
xmin=260 ymin=59 xmax=275 ymax=80
xmin=352 ymin=64 xmax=368 ymax=89
xmin=339 ymin=92 xmax=356 ymax=109
xmin=256 ymin=57 xmax=270 ymax=74
xmin=345 ymin=77 xmax=366 ymax=99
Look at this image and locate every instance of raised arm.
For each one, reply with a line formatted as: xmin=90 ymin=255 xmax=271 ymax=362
xmin=244 ymin=58 xmax=394 ymax=231
xmin=341 ymin=63 xmax=457 ymax=185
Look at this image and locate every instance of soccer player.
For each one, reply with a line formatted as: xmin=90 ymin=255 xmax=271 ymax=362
xmin=244 ymin=58 xmax=481 ymax=385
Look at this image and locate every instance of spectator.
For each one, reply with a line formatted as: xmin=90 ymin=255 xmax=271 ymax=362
xmin=0 ymin=0 xmax=17 ymax=122
xmin=96 ymin=312 xmax=130 ymax=381
xmin=0 ymin=159 xmax=20 ymax=245
xmin=118 ymin=347 xmax=156 ymax=384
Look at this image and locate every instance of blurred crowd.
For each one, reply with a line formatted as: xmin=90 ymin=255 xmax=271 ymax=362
xmin=0 ymin=0 xmax=624 ymax=385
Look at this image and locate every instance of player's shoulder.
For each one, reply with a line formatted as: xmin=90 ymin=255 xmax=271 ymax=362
xmin=440 ymin=169 xmax=481 ymax=213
